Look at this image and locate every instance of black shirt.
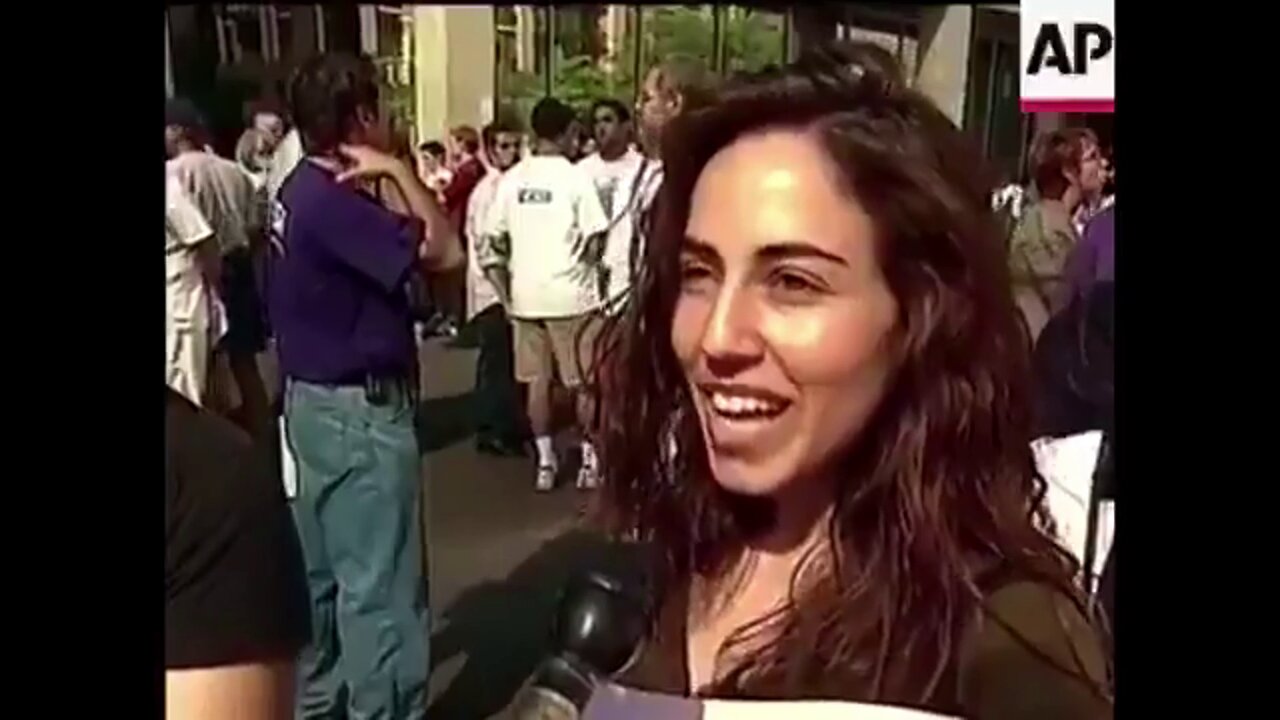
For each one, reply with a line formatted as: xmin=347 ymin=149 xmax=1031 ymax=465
xmin=165 ymin=389 xmax=310 ymax=668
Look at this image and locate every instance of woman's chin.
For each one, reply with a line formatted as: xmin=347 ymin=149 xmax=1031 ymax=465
xmin=708 ymin=455 xmax=793 ymax=498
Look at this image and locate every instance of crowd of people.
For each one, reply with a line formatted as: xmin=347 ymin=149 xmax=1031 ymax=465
xmin=165 ymin=38 xmax=1114 ymax=720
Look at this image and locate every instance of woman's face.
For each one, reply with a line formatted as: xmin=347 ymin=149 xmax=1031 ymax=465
xmin=1076 ymin=139 xmax=1108 ymax=197
xmin=672 ymin=130 xmax=900 ymax=498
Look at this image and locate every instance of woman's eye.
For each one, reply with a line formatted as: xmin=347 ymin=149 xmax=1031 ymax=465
xmin=679 ymin=262 xmax=716 ymax=293
xmin=767 ymin=270 xmax=825 ymax=301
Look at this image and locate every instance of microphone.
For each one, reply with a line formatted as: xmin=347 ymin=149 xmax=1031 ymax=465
xmin=508 ymin=570 xmax=649 ymax=720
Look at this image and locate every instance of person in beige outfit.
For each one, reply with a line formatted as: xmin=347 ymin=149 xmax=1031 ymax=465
xmin=1009 ymin=129 xmax=1107 ymax=340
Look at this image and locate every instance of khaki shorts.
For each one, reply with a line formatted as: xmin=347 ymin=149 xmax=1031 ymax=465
xmin=513 ymin=313 xmax=603 ymax=388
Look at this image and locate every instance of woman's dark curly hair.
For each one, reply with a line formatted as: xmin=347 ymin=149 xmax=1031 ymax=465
xmin=587 ymin=44 xmax=1108 ymax=705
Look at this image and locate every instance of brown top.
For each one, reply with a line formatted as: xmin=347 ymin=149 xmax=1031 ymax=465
xmin=617 ymin=579 xmax=1112 ymax=720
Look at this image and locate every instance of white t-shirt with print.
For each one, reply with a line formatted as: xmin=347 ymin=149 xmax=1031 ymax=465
xmin=480 ymin=154 xmax=611 ymax=319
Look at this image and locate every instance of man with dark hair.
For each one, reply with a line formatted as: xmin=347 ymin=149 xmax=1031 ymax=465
xmin=418 ymin=140 xmax=452 ymax=195
xmin=268 ymin=51 xmax=461 ymax=720
xmin=578 ymin=97 xmax=647 ymax=311
xmin=166 ymin=98 xmax=270 ymax=436
xmin=467 ymin=118 xmax=527 ymax=456
xmin=480 ymin=97 xmax=611 ymax=491
xmin=1010 ymin=128 xmax=1104 ymax=339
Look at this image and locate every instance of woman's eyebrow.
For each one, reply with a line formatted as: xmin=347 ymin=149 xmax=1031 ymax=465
xmin=755 ymin=242 xmax=848 ymax=267
xmin=680 ymin=236 xmax=721 ymax=263
xmin=681 ymin=237 xmax=848 ymax=269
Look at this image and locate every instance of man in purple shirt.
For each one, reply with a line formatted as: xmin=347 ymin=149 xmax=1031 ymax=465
xmin=268 ymin=53 xmax=461 ymax=719
xmin=1064 ymin=203 xmax=1115 ymax=304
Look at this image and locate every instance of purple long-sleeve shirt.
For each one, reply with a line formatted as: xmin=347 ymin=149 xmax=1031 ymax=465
xmin=1065 ymin=204 xmax=1115 ymax=302
xmin=267 ymin=161 xmax=422 ymax=384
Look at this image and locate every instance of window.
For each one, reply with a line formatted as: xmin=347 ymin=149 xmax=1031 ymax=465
xmin=274 ymin=6 xmax=295 ymax=61
xmin=322 ymin=5 xmax=360 ymax=55
xmin=985 ymin=41 xmax=1025 ymax=183
xmin=495 ymin=6 xmax=549 ymax=128
xmin=217 ymin=5 xmax=265 ymax=67
xmin=839 ymin=12 xmax=918 ymax=84
xmin=723 ymin=6 xmax=786 ymax=76
xmin=639 ymin=6 xmax=715 ymax=86
xmin=553 ymin=5 xmax=639 ymax=114
xmin=369 ymin=5 xmax=415 ymax=147
xmin=965 ymin=8 xmax=1027 ymax=183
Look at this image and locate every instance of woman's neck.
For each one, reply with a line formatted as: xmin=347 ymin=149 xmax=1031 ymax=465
xmin=697 ymin=483 xmax=835 ymax=615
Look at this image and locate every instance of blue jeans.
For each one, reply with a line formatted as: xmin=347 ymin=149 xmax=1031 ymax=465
xmin=284 ymin=379 xmax=429 ymax=720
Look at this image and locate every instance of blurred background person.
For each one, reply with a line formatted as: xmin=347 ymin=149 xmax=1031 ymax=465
xmin=1009 ymin=128 xmax=1102 ymax=340
xmin=593 ymin=49 xmax=1111 ymax=715
xmin=429 ymin=124 xmax=486 ymax=339
xmin=1033 ymin=279 xmax=1115 ymax=652
xmin=237 ymin=100 xmax=287 ymax=189
xmin=418 ymin=139 xmax=453 ymax=197
xmin=166 ymin=98 xmax=271 ymax=440
xmin=479 ymin=97 xmax=610 ymax=492
xmin=1069 ymin=131 xmax=1111 ymax=237
xmin=638 ymin=56 xmax=714 ymax=160
xmin=578 ymin=98 xmax=646 ymax=310
xmin=467 ymin=118 xmax=528 ymax=457
xmin=266 ymin=124 xmax=304 ymax=208
xmin=444 ymin=125 xmax=486 ymax=230
xmin=166 ymin=174 xmax=222 ymax=407
xmin=1064 ymin=201 xmax=1115 ymax=307
xmin=270 ymin=52 xmax=462 ymax=719
xmin=165 ymin=387 xmax=309 ymax=720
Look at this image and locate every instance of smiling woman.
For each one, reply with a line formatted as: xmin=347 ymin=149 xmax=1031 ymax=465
xmin=588 ymin=42 xmax=1112 ymax=718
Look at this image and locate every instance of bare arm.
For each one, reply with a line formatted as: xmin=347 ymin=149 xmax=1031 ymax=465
xmin=385 ymin=161 xmax=464 ymax=273
xmin=165 ymin=663 xmax=296 ymax=720
xmin=337 ymin=144 xmax=465 ymax=273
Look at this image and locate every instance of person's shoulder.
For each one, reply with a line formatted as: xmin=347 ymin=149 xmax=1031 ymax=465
xmin=957 ymin=579 xmax=1111 ymax=719
xmin=279 ymin=161 xmax=345 ymax=214
xmin=166 ymin=390 xmax=255 ymax=482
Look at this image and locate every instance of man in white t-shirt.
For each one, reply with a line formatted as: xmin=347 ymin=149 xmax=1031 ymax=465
xmin=466 ymin=118 xmax=527 ymax=457
xmin=577 ymin=98 xmax=651 ymax=313
xmin=166 ymin=99 xmax=269 ymax=435
xmin=480 ymin=98 xmax=611 ymax=492
xmin=166 ymin=174 xmax=223 ymax=406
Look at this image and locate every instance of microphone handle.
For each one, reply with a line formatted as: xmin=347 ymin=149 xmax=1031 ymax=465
xmin=508 ymin=687 xmax=579 ymax=720
xmin=508 ymin=655 xmax=597 ymax=720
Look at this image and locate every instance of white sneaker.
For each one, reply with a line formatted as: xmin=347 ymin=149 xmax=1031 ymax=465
xmin=575 ymin=463 xmax=600 ymax=490
xmin=535 ymin=465 xmax=556 ymax=492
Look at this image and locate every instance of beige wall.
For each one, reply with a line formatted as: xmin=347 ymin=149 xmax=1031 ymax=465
xmin=414 ymin=6 xmax=495 ymax=144
xmin=916 ymin=6 xmax=973 ymax=126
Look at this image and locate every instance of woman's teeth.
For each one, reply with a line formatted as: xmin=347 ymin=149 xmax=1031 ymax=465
xmin=709 ymin=392 xmax=787 ymax=418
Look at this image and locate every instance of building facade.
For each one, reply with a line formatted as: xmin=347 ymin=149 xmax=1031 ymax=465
xmin=166 ymin=4 xmax=1084 ymax=180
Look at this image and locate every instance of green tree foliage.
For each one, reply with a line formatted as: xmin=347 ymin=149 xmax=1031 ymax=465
xmin=725 ymin=8 xmax=786 ymax=74
xmin=500 ymin=5 xmax=787 ymax=123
